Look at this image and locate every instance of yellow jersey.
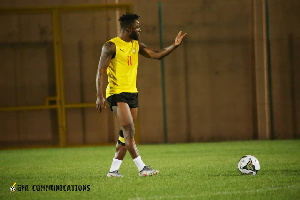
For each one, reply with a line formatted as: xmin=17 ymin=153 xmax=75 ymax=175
xmin=106 ymin=37 xmax=139 ymax=98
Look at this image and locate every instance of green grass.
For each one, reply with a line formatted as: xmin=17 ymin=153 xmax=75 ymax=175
xmin=1 ymin=140 xmax=300 ymax=200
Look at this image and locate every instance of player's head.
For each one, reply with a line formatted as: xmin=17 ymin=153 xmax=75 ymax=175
xmin=119 ymin=13 xmax=141 ymax=40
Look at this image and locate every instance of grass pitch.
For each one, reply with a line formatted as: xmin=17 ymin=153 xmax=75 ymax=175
xmin=1 ymin=140 xmax=300 ymax=200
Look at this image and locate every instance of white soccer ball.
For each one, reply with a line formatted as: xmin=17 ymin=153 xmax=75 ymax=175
xmin=238 ymin=155 xmax=260 ymax=175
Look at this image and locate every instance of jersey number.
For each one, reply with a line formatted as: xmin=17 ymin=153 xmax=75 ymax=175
xmin=127 ymin=56 xmax=132 ymax=66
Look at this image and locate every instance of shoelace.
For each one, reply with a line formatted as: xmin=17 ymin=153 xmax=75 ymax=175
xmin=143 ymin=166 xmax=152 ymax=170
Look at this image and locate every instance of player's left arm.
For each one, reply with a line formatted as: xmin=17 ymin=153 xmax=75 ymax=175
xmin=139 ymin=31 xmax=187 ymax=60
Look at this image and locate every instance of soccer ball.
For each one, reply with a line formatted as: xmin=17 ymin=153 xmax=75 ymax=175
xmin=238 ymin=155 xmax=260 ymax=175
xmin=10 ymin=186 xmax=16 ymax=192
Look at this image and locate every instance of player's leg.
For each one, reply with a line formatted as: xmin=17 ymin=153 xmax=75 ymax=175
xmin=115 ymin=104 xmax=159 ymax=176
xmin=115 ymin=129 xmax=127 ymax=159
xmin=115 ymin=102 xmax=139 ymax=158
xmin=114 ymin=106 xmax=138 ymax=160
xmin=107 ymin=130 xmax=126 ymax=177
xmin=107 ymin=106 xmax=138 ymax=177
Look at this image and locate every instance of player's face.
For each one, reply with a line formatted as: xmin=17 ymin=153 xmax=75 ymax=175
xmin=129 ymin=20 xmax=141 ymax=40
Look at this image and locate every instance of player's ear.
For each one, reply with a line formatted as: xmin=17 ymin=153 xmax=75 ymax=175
xmin=127 ymin=26 xmax=133 ymax=33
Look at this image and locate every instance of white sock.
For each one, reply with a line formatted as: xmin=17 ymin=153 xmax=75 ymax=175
xmin=133 ymin=156 xmax=146 ymax=171
xmin=109 ymin=158 xmax=122 ymax=172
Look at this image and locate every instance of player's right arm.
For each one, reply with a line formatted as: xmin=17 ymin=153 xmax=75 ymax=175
xmin=96 ymin=42 xmax=116 ymax=113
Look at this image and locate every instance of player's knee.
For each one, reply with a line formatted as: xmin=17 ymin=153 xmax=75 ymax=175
xmin=123 ymin=123 xmax=135 ymax=138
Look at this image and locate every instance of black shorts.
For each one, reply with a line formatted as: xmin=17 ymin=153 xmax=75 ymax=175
xmin=107 ymin=92 xmax=138 ymax=111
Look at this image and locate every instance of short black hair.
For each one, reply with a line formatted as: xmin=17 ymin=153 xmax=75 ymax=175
xmin=119 ymin=13 xmax=139 ymax=30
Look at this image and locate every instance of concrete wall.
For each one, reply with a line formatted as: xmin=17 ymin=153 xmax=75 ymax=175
xmin=0 ymin=0 xmax=299 ymax=147
xmin=270 ymin=0 xmax=300 ymax=139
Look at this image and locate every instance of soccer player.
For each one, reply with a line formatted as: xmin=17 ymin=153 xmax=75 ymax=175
xmin=96 ymin=13 xmax=186 ymax=177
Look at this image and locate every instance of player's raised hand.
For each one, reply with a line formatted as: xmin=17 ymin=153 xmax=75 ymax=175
xmin=174 ymin=31 xmax=187 ymax=46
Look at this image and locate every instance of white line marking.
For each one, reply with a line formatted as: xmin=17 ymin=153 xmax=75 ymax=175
xmin=128 ymin=185 xmax=300 ymax=200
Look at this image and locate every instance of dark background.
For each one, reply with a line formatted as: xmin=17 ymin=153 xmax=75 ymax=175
xmin=0 ymin=0 xmax=299 ymax=147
